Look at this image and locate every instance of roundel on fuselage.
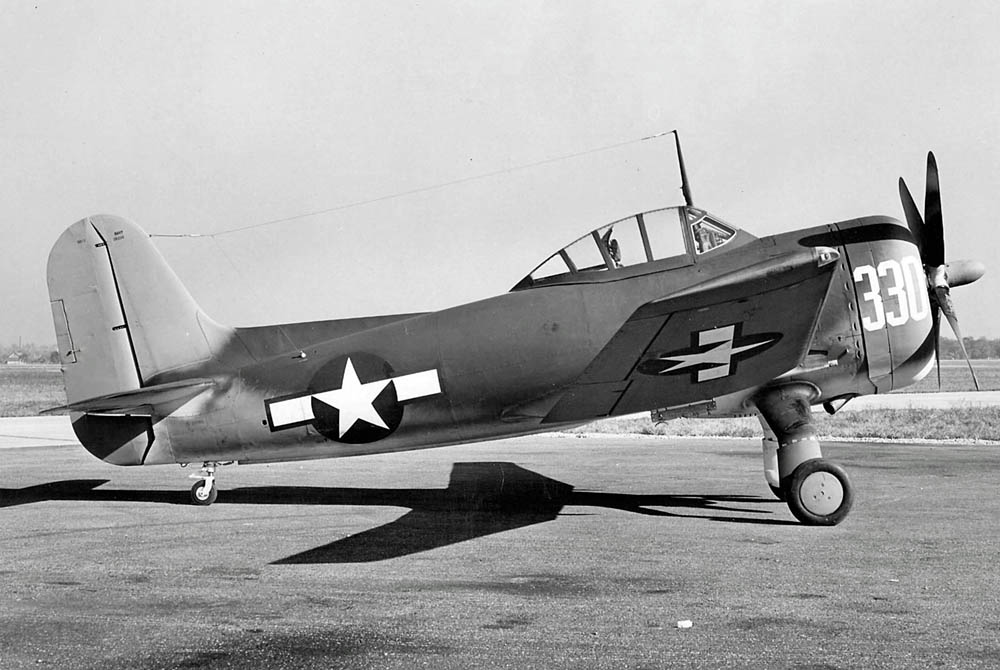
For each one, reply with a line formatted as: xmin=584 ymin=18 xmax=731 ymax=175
xmin=307 ymin=352 xmax=405 ymax=444
xmin=264 ymin=352 xmax=443 ymax=443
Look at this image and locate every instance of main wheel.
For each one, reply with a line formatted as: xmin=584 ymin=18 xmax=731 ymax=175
xmin=783 ymin=458 xmax=853 ymax=526
xmin=769 ymin=484 xmax=786 ymax=502
xmin=190 ymin=480 xmax=218 ymax=506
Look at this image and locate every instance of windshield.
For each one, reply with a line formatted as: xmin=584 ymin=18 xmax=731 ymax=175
xmin=687 ymin=208 xmax=737 ymax=254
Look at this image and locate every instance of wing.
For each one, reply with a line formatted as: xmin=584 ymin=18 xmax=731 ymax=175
xmin=538 ymin=247 xmax=839 ymax=423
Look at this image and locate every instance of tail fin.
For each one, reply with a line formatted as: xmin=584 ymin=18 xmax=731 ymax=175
xmin=47 ymin=214 xmax=228 ymax=406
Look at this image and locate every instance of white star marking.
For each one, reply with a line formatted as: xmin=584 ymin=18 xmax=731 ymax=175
xmin=311 ymin=358 xmax=391 ymax=437
xmin=266 ymin=359 xmax=442 ymax=435
xmin=655 ymin=325 xmax=776 ymax=382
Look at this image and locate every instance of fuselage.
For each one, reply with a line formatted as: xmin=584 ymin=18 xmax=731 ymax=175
xmin=126 ymin=211 xmax=933 ymax=467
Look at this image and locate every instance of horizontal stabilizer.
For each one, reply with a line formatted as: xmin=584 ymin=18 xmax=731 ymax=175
xmin=42 ymin=378 xmax=215 ymax=415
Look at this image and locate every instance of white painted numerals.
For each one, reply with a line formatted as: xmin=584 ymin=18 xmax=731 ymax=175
xmin=853 ymin=256 xmax=929 ymax=332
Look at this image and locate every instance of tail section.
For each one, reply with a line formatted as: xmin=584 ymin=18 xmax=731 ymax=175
xmin=47 ymin=214 xmax=230 ymax=465
xmin=48 ymin=215 xmax=227 ymax=397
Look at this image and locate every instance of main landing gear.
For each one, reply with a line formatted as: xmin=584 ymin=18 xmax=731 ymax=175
xmin=187 ymin=462 xmax=226 ymax=506
xmin=755 ymin=383 xmax=854 ymax=526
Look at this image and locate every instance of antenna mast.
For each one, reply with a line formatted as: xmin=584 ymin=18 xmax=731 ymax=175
xmin=672 ymin=130 xmax=694 ymax=208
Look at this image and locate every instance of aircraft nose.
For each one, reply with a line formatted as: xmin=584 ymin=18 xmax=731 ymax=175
xmin=946 ymin=259 xmax=986 ymax=287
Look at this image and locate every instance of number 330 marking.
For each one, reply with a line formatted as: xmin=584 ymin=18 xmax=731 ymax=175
xmin=853 ymin=256 xmax=930 ymax=332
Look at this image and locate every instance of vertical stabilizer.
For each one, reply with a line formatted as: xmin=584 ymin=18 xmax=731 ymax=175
xmin=47 ymin=214 xmax=227 ymax=405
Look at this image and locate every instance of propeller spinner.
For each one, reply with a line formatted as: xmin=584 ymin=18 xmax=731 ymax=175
xmin=898 ymin=152 xmax=986 ymax=390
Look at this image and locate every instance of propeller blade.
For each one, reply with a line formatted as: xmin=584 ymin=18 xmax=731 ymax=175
xmin=945 ymin=259 xmax=986 ymax=288
xmin=924 ymin=152 xmax=945 ymax=266
xmin=898 ymin=177 xmax=925 ymax=258
xmin=931 ymin=303 xmax=942 ymax=390
xmin=935 ymin=286 xmax=981 ymax=391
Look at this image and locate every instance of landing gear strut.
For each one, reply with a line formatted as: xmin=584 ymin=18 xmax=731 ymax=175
xmin=757 ymin=416 xmax=784 ymax=501
xmin=755 ymin=383 xmax=854 ymax=526
xmin=188 ymin=462 xmax=221 ymax=506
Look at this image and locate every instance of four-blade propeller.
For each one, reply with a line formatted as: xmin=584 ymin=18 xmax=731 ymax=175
xmin=898 ymin=152 xmax=985 ymax=390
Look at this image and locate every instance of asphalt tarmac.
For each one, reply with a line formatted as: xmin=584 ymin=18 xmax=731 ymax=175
xmin=2 ymin=433 xmax=999 ymax=669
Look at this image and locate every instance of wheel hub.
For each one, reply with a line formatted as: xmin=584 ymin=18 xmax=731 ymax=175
xmin=798 ymin=471 xmax=844 ymax=516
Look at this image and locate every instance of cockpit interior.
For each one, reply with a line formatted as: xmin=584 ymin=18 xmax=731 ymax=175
xmin=512 ymin=206 xmax=748 ymax=291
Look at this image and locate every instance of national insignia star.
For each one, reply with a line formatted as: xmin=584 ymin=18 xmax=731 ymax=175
xmin=311 ymin=357 xmax=391 ymax=437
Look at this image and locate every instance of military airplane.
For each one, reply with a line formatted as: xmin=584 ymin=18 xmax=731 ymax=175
xmin=44 ymin=134 xmax=984 ymax=526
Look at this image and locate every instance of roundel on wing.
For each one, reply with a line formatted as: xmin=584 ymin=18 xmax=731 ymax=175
xmin=308 ymin=352 xmax=404 ymax=444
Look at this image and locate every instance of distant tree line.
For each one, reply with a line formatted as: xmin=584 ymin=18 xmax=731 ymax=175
xmin=939 ymin=337 xmax=1000 ymax=360
xmin=1 ymin=342 xmax=60 ymax=364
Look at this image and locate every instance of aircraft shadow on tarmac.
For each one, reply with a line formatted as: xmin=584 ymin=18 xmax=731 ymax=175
xmin=0 ymin=462 xmax=793 ymax=563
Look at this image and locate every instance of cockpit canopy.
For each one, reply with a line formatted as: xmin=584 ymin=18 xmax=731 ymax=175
xmin=511 ymin=206 xmax=748 ymax=290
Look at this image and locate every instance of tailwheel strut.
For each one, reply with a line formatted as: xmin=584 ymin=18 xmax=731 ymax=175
xmin=754 ymin=383 xmax=854 ymax=526
xmin=188 ymin=462 xmax=223 ymax=506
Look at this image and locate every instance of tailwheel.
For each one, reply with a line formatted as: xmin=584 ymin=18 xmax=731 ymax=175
xmin=187 ymin=461 xmax=223 ymax=506
xmin=190 ymin=479 xmax=218 ymax=506
xmin=783 ymin=458 xmax=853 ymax=526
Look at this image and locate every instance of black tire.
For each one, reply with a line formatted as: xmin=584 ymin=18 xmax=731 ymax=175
xmin=783 ymin=458 xmax=853 ymax=526
xmin=190 ymin=480 xmax=218 ymax=506
xmin=769 ymin=483 xmax=785 ymax=501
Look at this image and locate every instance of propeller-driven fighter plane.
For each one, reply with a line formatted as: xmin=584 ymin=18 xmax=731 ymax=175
xmin=45 ymin=135 xmax=984 ymax=525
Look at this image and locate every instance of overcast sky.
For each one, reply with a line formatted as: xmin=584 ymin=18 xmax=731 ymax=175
xmin=3 ymin=1 xmax=1000 ymax=345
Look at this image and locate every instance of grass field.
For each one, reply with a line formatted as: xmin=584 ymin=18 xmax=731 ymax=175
xmin=895 ymin=358 xmax=1000 ymax=393
xmin=578 ymin=359 xmax=1000 ymax=442
xmin=577 ymin=406 xmax=1000 ymax=442
xmin=2 ymin=362 xmax=998 ymax=441
xmin=0 ymin=365 xmax=65 ymax=417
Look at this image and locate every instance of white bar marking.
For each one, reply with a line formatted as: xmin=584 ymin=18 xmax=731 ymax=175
xmin=267 ymin=368 xmax=442 ymax=429
xmin=269 ymin=395 xmax=315 ymax=427
xmin=394 ymin=369 xmax=441 ymax=401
